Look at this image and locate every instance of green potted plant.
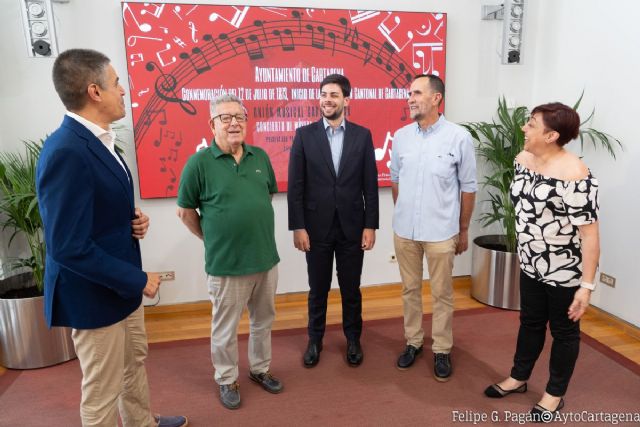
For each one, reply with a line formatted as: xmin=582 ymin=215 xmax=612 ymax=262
xmin=461 ymin=95 xmax=621 ymax=310
xmin=0 ymin=140 xmax=76 ymax=369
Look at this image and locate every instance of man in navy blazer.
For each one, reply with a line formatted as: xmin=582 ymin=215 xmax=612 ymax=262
xmin=36 ymin=49 xmax=186 ymax=427
xmin=288 ymin=74 xmax=379 ymax=368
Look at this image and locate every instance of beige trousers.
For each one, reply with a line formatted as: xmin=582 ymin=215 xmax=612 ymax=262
xmin=207 ymin=265 xmax=278 ymax=385
xmin=72 ymin=303 xmax=156 ymax=427
xmin=394 ymin=233 xmax=457 ymax=354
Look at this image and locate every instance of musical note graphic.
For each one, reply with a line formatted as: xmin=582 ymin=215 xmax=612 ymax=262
xmin=188 ymin=21 xmax=198 ymax=43
xmin=375 ymin=131 xmax=393 ymax=161
xmin=235 ymin=35 xmax=264 ymax=60
xmin=375 ymin=41 xmax=396 ymax=72
xmin=291 ymin=10 xmax=303 ymax=34
xmin=305 ymin=24 xmax=325 ymax=50
xmin=272 ymin=29 xmax=295 ymax=51
xmin=172 ymin=5 xmax=183 ymax=20
xmin=156 ymin=43 xmax=176 ymax=67
xmin=154 ymin=127 xmax=163 ymax=147
xmin=338 ymin=17 xmax=360 ymax=50
xmin=390 ymin=62 xmax=412 ymax=89
xmin=417 ymin=20 xmax=432 ymax=37
xmin=348 ymin=10 xmax=380 ymax=24
xmin=145 ymin=109 xmax=167 ymax=127
xmin=173 ymin=36 xmax=187 ymax=48
xmin=218 ymin=33 xmax=238 ymax=55
xmin=412 ymin=42 xmax=444 ymax=75
xmin=327 ymin=31 xmax=337 ymax=55
xmin=127 ymin=35 xmax=161 ymax=47
xmin=378 ymin=12 xmax=414 ymax=52
xmin=196 ymin=138 xmax=208 ymax=152
xmin=209 ymin=6 xmax=249 ymax=28
xmin=179 ymin=47 xmax=211 ymax=74
xmin=122 ymin=3 xmax=152 ymax=32
xmin=129 ymin=53 xmax=144 ymax=66
xmin=140 ymin=3 xmax=165 ymax=18
xmin=433 ymin=18 xmax=445 ymax=41
xmin=145 ymin=61 xmax=197 ymax=115
xmin=260 ymin=6 xmax=287 ymax=17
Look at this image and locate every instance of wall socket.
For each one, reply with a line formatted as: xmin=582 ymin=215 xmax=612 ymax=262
xmin=599 ymin=272 xmax=616 ymax=288
xmin=158 ymin=271 xmax=175 ymax=281
xmin=389 ymin=253 xmax=397 ymax=263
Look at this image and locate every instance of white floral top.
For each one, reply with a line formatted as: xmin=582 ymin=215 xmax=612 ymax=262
xmin=510 ymin=161 xmax=599 ymax=287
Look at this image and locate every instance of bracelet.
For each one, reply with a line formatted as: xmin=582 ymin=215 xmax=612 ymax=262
xmin=580 ymin=281 xmax=596 ymax=291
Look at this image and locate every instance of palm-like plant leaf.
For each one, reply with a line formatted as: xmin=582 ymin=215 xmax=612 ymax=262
xmin=0 ymin=140 xmax=45 ymax=292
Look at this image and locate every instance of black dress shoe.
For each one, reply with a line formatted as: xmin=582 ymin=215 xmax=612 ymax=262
xmin=303 ymin=341 xmax=322 ymax=367
xmin=397 ymin=345 xmax=423 ymax=370
xmin=249 ymin=370 xmax=283 ymax=394
xmin=346 ymin=340 xmax=363 ymax=366
xmin=433 ymin=353 xmax=452 ymax=382
xmin=530 ymin=398 xmax=564 ymax=423
xmin=484 ymin=382 xmax=527 ymax=398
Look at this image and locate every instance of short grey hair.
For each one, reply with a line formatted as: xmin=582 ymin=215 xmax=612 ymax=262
xmin=53 ymin=49 xmax=110 ymax=111
xmin=209 ymin=93 xmax=244 ymax=117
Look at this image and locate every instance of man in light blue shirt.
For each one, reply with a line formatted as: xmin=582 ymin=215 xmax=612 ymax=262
xmin=390 ymin=74 xmax=477 ymax=382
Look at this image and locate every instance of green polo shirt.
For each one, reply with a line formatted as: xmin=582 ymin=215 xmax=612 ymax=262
xmin=177 ymin=141 xmax=280 ymax=276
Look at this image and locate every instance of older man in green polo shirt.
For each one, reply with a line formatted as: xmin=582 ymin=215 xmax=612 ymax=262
xmin=177 ymin=94 xmax=282 ymax=410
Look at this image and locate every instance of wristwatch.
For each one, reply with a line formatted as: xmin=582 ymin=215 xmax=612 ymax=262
xmin=580 ymin=281 xmax=596 ymax=291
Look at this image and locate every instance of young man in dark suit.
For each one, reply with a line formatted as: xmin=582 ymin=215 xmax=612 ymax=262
xmin=287 ymin=74 xmax=379 ymax=368
xmin=36 ymin=49 xmax=186 ymax=427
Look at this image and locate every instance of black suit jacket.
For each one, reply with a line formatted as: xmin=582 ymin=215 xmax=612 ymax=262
xmin=287 ymin=119 xmax=379 ymax=242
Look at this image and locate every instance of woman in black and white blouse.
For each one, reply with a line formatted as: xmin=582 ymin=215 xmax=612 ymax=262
xmin=484 ymin=103 xmax=600 ymax=421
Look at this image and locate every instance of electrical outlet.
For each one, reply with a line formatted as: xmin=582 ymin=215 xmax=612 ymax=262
xmin=599 ymin=273 xmax=616 ymax=288
xmin=158 ymin=271 xmax=175 ymax=281
xmin=389 ymin=253 xmax=397 ymax=263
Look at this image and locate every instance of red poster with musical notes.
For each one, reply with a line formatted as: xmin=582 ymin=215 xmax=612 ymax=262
xmin=122 ymin=3 xmax=447 ymax=198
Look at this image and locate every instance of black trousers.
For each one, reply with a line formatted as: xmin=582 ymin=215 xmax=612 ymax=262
xmin=306 ymin=215 xmax=364 ymax=342
xmin=510 ymin=272 xmax=581 ymax=397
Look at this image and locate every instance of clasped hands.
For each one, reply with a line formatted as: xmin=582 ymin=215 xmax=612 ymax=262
xmin=293 ymin=228 xmax=376 ymax=252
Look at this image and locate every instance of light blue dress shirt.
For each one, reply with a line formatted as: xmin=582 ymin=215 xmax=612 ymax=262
xmin=390 ymin=115 xmax=477 ymax=242
xmin=323 ymin=117 xmax=345 ymax=175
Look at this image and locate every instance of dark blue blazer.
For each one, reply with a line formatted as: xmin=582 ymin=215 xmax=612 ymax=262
xmin=287 ymin=119 xmax=379 ymax=242
xmin=36 ymin=115 xmax=147 ymax=329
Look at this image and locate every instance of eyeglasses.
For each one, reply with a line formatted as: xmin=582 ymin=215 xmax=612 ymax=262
xmin=212 ymin=113 xmax=248 ymax=124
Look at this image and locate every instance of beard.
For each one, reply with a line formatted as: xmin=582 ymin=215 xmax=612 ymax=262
xmin=321 ymin=104 xmax=344 ymax=121
xmin=409 ymin=109 xmax=423 ymax=122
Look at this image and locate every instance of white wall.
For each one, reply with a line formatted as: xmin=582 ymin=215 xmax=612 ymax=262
xmin=527 ymin=0 xmax=640 ymax=327
xmin=1 ymin=1 xmax=637 ymax=327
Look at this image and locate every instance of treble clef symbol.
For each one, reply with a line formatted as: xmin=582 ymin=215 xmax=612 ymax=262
xmin=145 ymin=61 xmax=197 ymax=116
